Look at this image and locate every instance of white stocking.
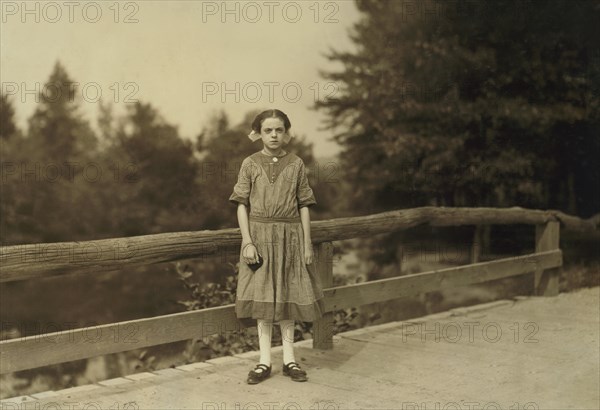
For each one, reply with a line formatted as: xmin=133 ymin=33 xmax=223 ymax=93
xmin=279 ymin=319 xmax=296 ymax=364
xmin=256 ymin=319 xmax=273 ymax=371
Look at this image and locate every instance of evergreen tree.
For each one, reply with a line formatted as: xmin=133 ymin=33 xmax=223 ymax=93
xmin=0 ymin=94 xmax=22 ymax=244
xmin=0 ymin=93 xmax=18 ymax=139
xmin=108 ymin=101 xmax=199 ymax=235
xmin=28 ymin=61 xmax=97 ymax=161
xmin=3 ymin=63 xmax=101 ymax=243
xmin=317 ymin=0 xmax=600 ymax=217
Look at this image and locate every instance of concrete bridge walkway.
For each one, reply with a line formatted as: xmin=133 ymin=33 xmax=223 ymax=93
xmin=2 ymin=287 xmax=598 ymax=410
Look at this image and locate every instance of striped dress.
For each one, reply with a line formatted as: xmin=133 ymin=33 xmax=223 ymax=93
xmin=229 ymin=150 xmax=325 ymax=326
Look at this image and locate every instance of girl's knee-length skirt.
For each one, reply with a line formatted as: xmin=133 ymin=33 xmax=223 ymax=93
xmin=235 ymin=218 xmax=325 ymax=327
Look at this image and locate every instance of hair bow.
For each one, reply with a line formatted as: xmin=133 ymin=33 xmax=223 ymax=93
xmin=247 ymin=130 xmax=262 ymax=142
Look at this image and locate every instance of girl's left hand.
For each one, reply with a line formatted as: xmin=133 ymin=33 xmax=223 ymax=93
xmin=304 ymin=243 xmax=314 ymax=265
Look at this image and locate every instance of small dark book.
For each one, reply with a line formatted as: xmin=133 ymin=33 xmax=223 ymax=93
xmin=247 ymin=254 xmax=263 ymax=272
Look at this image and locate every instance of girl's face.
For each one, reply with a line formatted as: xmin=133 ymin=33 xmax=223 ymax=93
xmin=259 ymin=117 xmax=287 ymax=150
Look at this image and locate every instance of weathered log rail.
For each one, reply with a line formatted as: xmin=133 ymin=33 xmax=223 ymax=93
xmin=0 ymin=206 xmax=596 ymax=373
xmin=0 ymin=206 xmax=596 ymax=283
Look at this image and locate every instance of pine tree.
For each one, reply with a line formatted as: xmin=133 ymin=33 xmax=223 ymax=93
xmin=12 ymin=62 xmax=101 ymax=242
xmin=28 ymin=61 xmax=97 ymax=161
xmin=108 ymin=101 xmax=199 ymax=235
xmin=317 ymin=0 xmax=599 ymax=216
xmin=0 ymin=93 xmax=18 ymax=139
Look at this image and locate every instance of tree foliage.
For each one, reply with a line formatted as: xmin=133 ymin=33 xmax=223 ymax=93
xmin=28 ymin=62 xmax=98 ymax=161
xmin=0 ymin=93 xmax=18 ymax=139
xmin=106 ymin=102 xmax=200 ymax=235
xmin=0 ymin=63 xmax=325 ymax=244
xmin=317 ymin=0 xmax=600 ymax=217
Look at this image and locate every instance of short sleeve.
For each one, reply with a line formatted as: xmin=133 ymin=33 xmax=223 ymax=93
xmin=296 ymin=160 xmax=317 ymax=209
xmin=229 ymin=158 xmax=252 ymax=206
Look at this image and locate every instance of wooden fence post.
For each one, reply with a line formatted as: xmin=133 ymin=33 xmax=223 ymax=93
xmin=470 ymin=224 xmax=483 ymax=264
xmin=534 ymin=221 xmax=560 ymax=296
xmin=313 ymin=241 xmax=334 ymax=350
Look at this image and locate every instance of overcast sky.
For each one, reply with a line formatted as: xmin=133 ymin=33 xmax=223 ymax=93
xmin=1 ymin=1 xmax=361 ymax=157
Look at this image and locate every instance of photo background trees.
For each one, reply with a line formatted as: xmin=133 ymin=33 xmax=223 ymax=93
xmin=316 ymin=0 xmax=599 ymax=217
xmin=0 ymin=63 xmax=334 ymax=245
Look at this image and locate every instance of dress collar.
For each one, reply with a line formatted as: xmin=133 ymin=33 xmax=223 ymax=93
xmin=259 ymin=149 xmax=288 ymax=158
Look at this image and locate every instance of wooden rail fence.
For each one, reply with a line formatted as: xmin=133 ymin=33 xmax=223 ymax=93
xmin=0 ymin=206 xmax=597 ymax=374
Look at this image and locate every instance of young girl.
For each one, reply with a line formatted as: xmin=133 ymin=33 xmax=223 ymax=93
xmin=229 ymin=109 xmax=324 ymax=384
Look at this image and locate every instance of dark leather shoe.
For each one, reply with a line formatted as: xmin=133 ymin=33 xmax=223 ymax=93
xmin=247 ymin=363 xmax=271 ymax=384
xmin=282 ymin=361 xmax=307 ymax=382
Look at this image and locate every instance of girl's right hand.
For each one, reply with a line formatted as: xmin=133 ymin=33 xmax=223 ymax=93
xmin=242 ymin=243 xmax=259 ymax=265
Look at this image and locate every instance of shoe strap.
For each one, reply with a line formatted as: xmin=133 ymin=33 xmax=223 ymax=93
xmin=255 ymin=364 xmax=270 ymax=371
xmin=285 ymin=361 xmax=301 ymax=370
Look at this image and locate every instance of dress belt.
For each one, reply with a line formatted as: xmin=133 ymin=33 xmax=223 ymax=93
xmin=249 ymin=215 xmax=301 ymax=223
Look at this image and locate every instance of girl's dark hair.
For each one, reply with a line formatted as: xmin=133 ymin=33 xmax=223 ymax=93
xmin=251 ymin=109 xmax=291 ymax=133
